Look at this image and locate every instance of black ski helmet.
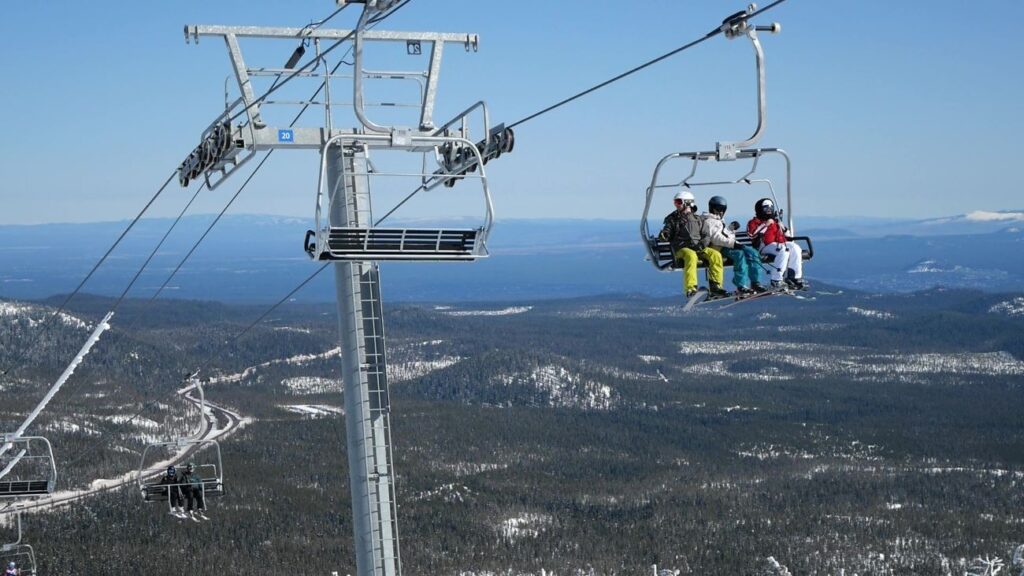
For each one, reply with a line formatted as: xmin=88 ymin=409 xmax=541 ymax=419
xmin=755 ymin=198 xmax=776 ymax=219
xmin=708 ymin=195 xmax=728 ymax=215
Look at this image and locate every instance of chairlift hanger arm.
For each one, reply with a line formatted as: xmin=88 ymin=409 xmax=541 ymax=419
xmin=715 ymin=3 xmax=782 ymax=160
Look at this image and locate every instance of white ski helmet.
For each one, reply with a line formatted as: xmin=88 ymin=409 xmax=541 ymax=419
xmin=673 ymin=190 xmax=696 ymax=204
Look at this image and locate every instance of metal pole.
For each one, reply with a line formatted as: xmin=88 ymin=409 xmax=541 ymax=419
xmin=328 ymin=143 xmax=401 ymax=576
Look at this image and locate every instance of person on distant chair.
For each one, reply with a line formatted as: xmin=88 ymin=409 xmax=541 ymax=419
xmin=181 ymin=462 xmax=208 ymax=520
xmin=702 ymin=195 xmax=767 ymax=295
xmin=157 ymin=465 xmax=185 ymax=518
xmin=659 ymin=190 xmax=726 ymax=299
xmin=747 ymin=198 xmax=805 ymax=290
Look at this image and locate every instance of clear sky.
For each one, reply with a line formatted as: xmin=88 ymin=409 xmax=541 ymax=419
xmin=1 ymin=0 xmax=1022 ymax=225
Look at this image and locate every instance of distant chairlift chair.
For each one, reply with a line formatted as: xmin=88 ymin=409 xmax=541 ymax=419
xmin=0 ymin=436 xmax=57 ymax=501
xmin=1 ymin=513 xmax=38 ymax=576
xmin=137 ymin=379 xmax=224 ymax=511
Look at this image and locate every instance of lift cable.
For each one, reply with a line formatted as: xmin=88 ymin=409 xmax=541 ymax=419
xmin=0 ymin=172 xmax=177 ymax=379
xmin=57 ymin=263 xmax=330 ymax=475
xmin=39 ymin=4 xmax=395 ymax=475
xmin=371 ymin=0 xmax=787 ymax=229
xmin=507 ymin=0 xmax=787 ymax=130
xmin=0 ymin=4 xmax=376 ymax=486
xmin=133 ymin=2 xmax=409 ymax=316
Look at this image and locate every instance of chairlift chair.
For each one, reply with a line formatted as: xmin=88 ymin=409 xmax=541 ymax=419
xmin=639 ymin=5 xmax=814 ymax=274
xmin=304 ymin=131 xmax=501 ymax=262
xmin=1 ymin=513 xmax=37 ymax=576
xmin=0 ymin=436 xmax=56 ymax=500
xmin=641 ymin=150 xmax=814 ymax=271
xmin=136 ymin=379 xmax=224 ymax=511
xmin=301 ymin=11 xmax=513 ymax=263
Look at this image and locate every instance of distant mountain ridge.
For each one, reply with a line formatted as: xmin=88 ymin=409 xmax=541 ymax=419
xmin=1 ymin=213 xmax=1022 ymax=302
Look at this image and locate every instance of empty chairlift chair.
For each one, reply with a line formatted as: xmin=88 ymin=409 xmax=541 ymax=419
xmin=0 ymin=436 xmax=57 ymax=500
xmin=304 ymin=129 xmax=503 ymax=263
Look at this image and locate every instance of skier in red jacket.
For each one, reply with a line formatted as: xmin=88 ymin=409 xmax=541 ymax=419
xmin=746 ymin=198 xmax=805 ymax=289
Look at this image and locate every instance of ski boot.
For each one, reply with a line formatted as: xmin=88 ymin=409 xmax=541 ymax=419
xmin=708 ymin=282 xmax=730 ymax=300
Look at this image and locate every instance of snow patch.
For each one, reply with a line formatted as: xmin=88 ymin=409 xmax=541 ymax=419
xmin=273 ymin=326 xmax=313 ymax=334
xmin=498 ymin=513 xmax=552 ymax=541
xmin=497 ymin=365 xmax=616 ymax=410
xmin=210 ymin=347 xmax=342 ymax=384
xmin=446 ymin=306 xmax=532 ymax=317
xmin=281 ymin=376 xmax=337 ymax=395
xmin=391 ymin=356 xmax=462 ymax=382
xmin=279 ymin=404 xmax=344 ymax=418
xmin=964 ymin=210 xmax=1024 ymax=222
xmin=847 ymin=307 xmax=895 ymax=320
xmin=638 ymin=355 xmax=663 ymax=364
xmin=989 ymin=297 xmax=1024 ymax=317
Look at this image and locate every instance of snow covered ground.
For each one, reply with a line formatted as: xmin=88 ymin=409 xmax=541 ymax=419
xmin=847 ymin=307 xmax=896 ymax=320
xmin=209 ymin=347 xmax=342 ymax=384
xmin=989 ymin=297 xmax=1024 ymax=317
xmin=496 ymin=365 xmax=616 ymax=410
xmin=279 ymin=404 xmax=344 ymax=418
xmin=445 ymin=306 xmax=533 ymax=317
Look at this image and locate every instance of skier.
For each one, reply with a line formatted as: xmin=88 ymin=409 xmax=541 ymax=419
xmin=5 ymin=561 xmax=18 ymax=576
xmin=157 ymin=465 xmax=185 ymax=518
xmin=746 ymin=198 xmax=805 ymax=289
xmin=658 ymin=190 xmax=727 ymax=299
xmin=181 ymin=462 xmax=208 ymax=520
xmin=702 ymin=195 xmax=767 ymax=295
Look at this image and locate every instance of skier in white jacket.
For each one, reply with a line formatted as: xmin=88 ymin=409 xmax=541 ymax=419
xmin=702 ymin=195 xmax=767 ymax=295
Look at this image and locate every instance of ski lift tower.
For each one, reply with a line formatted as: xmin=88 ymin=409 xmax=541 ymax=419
xmin=178 ymin=2 xmax=512 ymax=575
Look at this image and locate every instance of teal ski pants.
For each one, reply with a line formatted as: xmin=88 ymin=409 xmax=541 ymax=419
xmin=720 ymin=245 xmax=763 ymax=289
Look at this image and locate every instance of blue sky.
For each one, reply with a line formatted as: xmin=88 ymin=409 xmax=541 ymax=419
xmin=1 ymin=1 xmax=1022 ymax=225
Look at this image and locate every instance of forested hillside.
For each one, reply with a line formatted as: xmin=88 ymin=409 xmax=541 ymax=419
xmin=2 ymin=288 xmax=1023 ymax=575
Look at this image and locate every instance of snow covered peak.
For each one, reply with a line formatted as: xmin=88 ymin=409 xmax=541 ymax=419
xmin=964 ymin=210 xmax=1024 ymax=222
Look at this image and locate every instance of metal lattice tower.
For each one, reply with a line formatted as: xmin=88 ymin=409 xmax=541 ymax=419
xmin=178 ymin=3 xmax=512 ymax=574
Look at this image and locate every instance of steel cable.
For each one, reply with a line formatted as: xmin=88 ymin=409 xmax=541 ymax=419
xmin=0 ymin=171 xmax=176 ymax=378
xmin=507 ymin=0 xmax=787 ymax=129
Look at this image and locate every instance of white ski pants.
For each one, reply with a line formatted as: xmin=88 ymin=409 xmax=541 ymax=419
xmin=759 ymin=242 xmax=803 ymax=281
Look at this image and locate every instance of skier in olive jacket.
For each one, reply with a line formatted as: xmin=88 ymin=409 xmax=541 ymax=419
xmin=659 ymin=190 xmax=726 ymax=298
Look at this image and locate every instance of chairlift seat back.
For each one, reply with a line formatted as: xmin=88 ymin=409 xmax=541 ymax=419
xmin=0 ymin=480 xmax=51 ymax=498
xmin=307 ymin=227 xmax=486 ymax=261
xmin=650 ymin=231 xmax=814 ymax=271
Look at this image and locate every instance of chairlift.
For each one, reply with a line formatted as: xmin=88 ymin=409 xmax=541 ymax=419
xmin=303 ymin=131 xmax=499 ymax=262
xmin=300 ymin=9 xmax=513 ymax=262
xmin=642 ymin=151 xmax=814 ymax=271
xmin=639 ymin=5 xmax=814 ymax=273
xmin=1 ymin=513 xmax=37 ymax=576
xmin=0 ymin=437 xmax=56 ymax=501
xmin=137 ymin=375 xmax=224 ymax=511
